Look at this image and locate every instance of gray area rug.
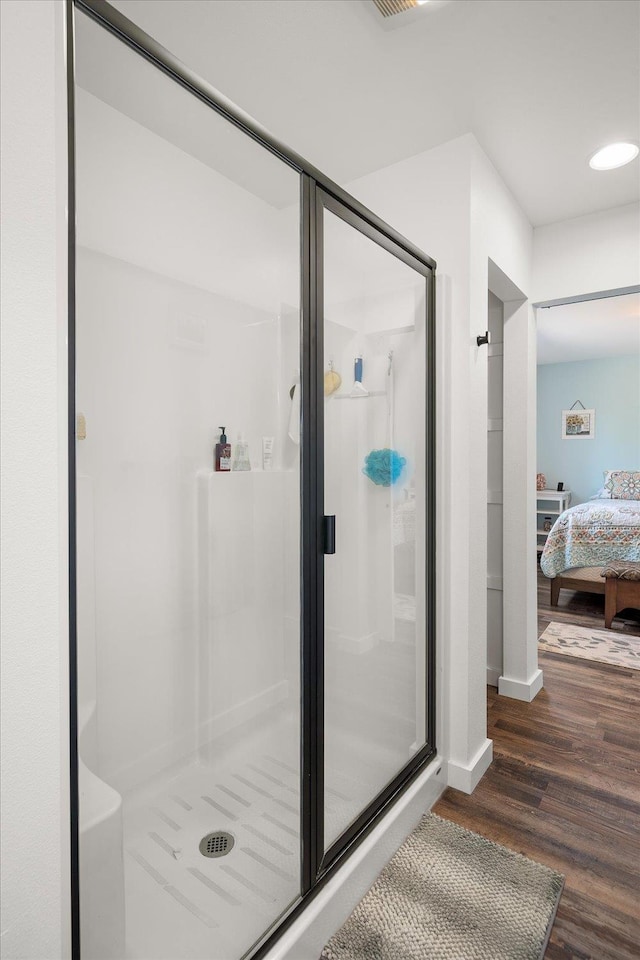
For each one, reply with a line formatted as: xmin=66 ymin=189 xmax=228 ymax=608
xmin=321 ymin=813 xmax=564 ymax=960
xmin=540 ymin=620 xmax=640 ymax=670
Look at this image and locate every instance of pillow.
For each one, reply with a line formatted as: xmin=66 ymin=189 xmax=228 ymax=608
xmin=604 ymin=470 xmax=640 ymax=500
xmin=598 ymin=469 xmax=624 ymax=498
xmin=589 ymin=470 xmax=616 ymax=500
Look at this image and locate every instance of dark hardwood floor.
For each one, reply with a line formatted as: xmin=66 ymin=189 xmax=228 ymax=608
xmin=434 ymin=567 xmax=640 ymax=960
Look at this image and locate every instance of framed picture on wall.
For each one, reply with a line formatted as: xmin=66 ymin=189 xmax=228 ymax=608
xmin=562 ymin=408 xmax=595 ymax=440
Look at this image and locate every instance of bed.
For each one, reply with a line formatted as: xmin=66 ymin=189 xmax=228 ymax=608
xmin=541 ymin=498 xmax=640 ymax=578
xmin=540 ymin=497 xmax=640 ymax=612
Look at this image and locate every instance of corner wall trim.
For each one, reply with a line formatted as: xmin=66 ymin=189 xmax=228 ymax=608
xmin=498 ymin=669 xmax=543 ymax=702
xmin=486 ymin=667 xmax=500 ymax=688
xmin=447 ymin=738 xmax=493 ymax=794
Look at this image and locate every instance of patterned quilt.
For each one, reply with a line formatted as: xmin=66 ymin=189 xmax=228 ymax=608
xmin=540 ymin=499 xmax=640 ymax=578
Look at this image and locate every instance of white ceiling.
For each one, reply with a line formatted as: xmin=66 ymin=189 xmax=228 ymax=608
xmin=109 ymin=0 xmax=640 ymax=227
xmin=537 ymin=292 xmax=640 ymax=364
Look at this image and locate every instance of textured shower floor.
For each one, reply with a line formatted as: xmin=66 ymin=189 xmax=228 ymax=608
xmin=123 ymin=762 xmax=299 ymax=959
xmin=122 ymin=707 xmax=301 ymax=960
xmin=121 ymin=713 xmax=392 ymax=960
xmin=122 ymin=677 xmax=414 ymax=959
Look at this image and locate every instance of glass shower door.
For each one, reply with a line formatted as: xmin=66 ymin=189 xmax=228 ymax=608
xmin=319 ymin=192 xmax=433 ymax=857
xmin=74 ymin=11 xmax=302 ymax=960
xmin=72 ymin=5 xmax=437 ymax=950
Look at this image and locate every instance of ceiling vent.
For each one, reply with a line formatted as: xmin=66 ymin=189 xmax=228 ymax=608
xmin=372 ymin=0 xmax=421 ymax=17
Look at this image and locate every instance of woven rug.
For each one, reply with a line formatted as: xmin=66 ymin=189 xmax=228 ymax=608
xmin=539 ymin=621 xmax=640 ymax=670
xmin=321 ymin=813 xmax=563 ymax=960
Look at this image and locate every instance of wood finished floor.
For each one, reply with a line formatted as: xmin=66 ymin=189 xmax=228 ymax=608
xmin=434 ymin=567 xmax=640 ymax=960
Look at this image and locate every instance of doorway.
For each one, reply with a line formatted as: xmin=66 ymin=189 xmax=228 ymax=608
xmin=535 ymin=290 xmax=640 ymax=637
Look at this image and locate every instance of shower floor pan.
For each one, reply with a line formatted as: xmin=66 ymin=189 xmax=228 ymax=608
xmin=121 ymin=708 xmax=410 ymax=960
xmin=122 ymin=753 xmax=301 ymax=960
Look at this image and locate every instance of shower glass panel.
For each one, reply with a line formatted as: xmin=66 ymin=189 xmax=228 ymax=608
xmin=74 ymin=12 xmax=301 ymax=960
xmin=322 ymin=202 xmax=428 ymax=852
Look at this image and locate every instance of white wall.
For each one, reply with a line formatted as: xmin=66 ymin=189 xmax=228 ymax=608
xmin=0 ymin=2 xmax=70 ymax=957
xmin=532 ymin=202 xmax=640 ymax=302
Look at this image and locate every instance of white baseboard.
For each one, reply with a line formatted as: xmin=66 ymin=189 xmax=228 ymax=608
xmin=447 ymin=737 xmax=493 ymax=794
xmin=498 ymin=668 xmax=544 ymax=702
xmin=486 ymin=667 xmax=500 ymax=687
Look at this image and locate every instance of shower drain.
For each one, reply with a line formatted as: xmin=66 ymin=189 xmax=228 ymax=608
xmin=199 ymin=831 xmax=235 ymax=858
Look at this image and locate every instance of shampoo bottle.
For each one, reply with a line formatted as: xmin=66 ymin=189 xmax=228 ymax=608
xmin=214 ymin=426 xmax=231 ymax=472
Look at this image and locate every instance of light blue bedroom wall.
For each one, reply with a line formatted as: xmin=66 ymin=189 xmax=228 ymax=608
xmin=537 ymin=356 xmax=640 ymax=506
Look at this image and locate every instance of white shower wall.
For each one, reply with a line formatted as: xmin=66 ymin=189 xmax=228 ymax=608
xmin=75 ymin=88 xmax=300 ymax=795
xmin=76 ymin=249 xmax=299 ymax=793
xmin=75 ymin=89 xmax=296 ymax=311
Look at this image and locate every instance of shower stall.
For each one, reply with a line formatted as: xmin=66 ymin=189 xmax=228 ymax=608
xmin=69 ymin=3 xmax=436 ymax=958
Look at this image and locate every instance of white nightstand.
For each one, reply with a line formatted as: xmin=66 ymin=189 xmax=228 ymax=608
xmin=536 ymin=489 xmax=572 ymax=552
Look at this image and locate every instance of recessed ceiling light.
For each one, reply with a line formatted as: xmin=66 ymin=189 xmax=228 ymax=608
xmin=589 ymin=142 xmax=639 ymax=171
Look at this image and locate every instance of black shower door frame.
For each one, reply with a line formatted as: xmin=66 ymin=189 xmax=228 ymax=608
xmin=67 ymin=2 xmax=437 ymax=957
xmin=305 ymin=185 xmax=437 ymax=886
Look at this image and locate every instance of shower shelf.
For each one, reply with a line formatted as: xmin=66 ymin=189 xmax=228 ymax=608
xmin=333 ymin=390 xmax=387 ymax=400
xmin=200 ymin=468 xmax=290 ymax=475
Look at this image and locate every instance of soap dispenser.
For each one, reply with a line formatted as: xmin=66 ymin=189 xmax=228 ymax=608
xmin=214 ymin=427 xmax=231 ymax=472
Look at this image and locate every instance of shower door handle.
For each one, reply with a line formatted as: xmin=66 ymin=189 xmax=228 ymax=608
xmin=323 ymin=515 xmax=336 ymax=555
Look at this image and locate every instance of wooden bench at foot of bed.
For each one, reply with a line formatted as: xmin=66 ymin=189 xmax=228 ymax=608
xmin=602 ymin=561 xmax=640 ymax=629
xmin=550 ymin=566 xmax=605 ymax=607
xmin=550 ymin=563 xmax=640 ymax=628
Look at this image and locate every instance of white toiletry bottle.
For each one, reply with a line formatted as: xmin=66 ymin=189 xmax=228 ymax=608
xmin=232 ymin=433 xmax=251 ymax=471
xmin=262 ymin=436 xmax=274 ymax=471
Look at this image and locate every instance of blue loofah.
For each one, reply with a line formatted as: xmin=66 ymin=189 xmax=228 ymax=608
xmin=362 ymin=448 xmax=406 ymax=487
